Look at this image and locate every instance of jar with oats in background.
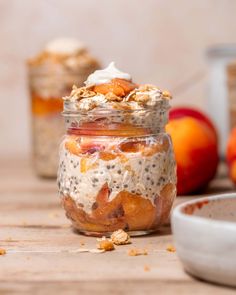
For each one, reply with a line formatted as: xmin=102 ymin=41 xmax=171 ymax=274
xmin=27 ymin=38 xmax=100 ymax=177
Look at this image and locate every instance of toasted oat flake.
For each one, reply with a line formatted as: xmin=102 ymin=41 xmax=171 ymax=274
xmin=135 ymin=94 xmax=149 ymax=103
xmin=64 ymin=85 xmax=96 ymax=101
xmin=111 ymin=229 xmax=131 ymax=245
xmin=97 ymin=237 xmax=115 ymax=251
xmin=0 ymin=249 xmax=6 ymax=255
xmin=166 ymin=245 xmax=176 ymax=252
xmin=105 ymin=92 xmax=123 ymax=102
xmin=128 ymin=248 xmax=148 ymax=256
xmin=162 ymin=90 xmax=172 ymax=99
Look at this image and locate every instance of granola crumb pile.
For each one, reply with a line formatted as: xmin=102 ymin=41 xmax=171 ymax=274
xmin=166 ymin=245 xmax=176 ymax=252
xmin=97 ymin=237 xmax=115 ymax=251
xmin=111 ymin=229 xmax=131 ymax=245
xmin=0 ymin=248 xmax=6 ymax=255
xmin=128 ymin=248 xmax=148 ymax=256
xmin=144 ymin=265 xmax=150 ymax=272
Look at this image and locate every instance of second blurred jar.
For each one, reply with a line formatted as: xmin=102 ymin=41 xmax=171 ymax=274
xmin=27 ymin=38 xmax=100 ymax=177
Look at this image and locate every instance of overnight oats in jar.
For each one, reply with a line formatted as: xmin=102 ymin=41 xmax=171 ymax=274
xmin=27 ymin=38 xmax=100 ymax=177
xmin=58 ymin=62 xmax=176 ymax=236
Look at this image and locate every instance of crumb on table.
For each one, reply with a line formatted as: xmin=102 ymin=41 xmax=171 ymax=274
xmin=110 ymin=229 xmax=131 ymax=245
xmin=97 ymin=237 xmax=114 ymax=251
xmin=144 ymin=265 xmax=150 ymax=271
xmin=166 ymin=245 xmax=176 ymax=252
xmin=128 ymin=248 xmax=148 ymax=256
xmin=0 ymin=248 xmax=6 ymax=255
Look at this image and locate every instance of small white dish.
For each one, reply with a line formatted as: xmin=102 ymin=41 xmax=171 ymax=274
xmin=172 ymin=193 xmax=236 ymax=287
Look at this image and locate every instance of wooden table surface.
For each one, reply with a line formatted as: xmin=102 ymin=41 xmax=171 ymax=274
xmin=0 ymin=157 xmax=235 ymax=295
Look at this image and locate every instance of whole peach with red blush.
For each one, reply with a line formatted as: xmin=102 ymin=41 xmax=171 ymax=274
xmin=226 ymin=127 xmax=236 ymax=184
xmin=166 ymin=107 xmax=219 ymax=195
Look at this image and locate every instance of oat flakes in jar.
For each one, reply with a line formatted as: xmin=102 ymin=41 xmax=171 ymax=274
xmin=27 ymin=38 xmax=100 ymax=177
xmin=58 ymin=62 xmax=177 ymax=236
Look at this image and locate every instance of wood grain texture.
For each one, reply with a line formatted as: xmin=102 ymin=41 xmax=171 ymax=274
xmin=0 ymin=157 xmax=235 ymax=294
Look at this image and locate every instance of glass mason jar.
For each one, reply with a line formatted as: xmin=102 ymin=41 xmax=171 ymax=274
xmin=28 ymin=65 xmax=99 ymax=177
xmin=58 ymin=98 xmax=177 ymax=236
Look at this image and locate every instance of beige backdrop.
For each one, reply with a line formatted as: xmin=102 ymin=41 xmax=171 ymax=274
xmin=1 ymin=0 xmax=236 ymax=156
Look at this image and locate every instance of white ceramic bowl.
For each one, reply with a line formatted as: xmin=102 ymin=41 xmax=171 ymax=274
xmin=172 ymin=193 xmax=236 ymax=287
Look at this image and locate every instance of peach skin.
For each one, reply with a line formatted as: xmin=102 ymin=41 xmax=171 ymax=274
xmin=226 ymin=127 xmax=236 ymax=184
xmin=166 ymin=108 xmax=219 ymax=195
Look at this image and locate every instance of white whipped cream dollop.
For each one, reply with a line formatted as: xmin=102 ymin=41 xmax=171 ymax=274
xmin=45 ymin=38 xmax=86 ymax=55
xmin=85 ymin=62 xmax=131 ymax=86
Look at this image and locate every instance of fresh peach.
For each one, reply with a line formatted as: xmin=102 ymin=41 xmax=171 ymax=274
xmin=169 ymin=107 xmax=218 ymax=139
xmin=226 ymin=127 xmax=236 ymax=184
xmin=166 ymin=107 xmax=219 ymax=195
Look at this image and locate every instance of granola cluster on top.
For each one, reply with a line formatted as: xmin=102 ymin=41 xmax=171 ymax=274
xmin=64 ymin=80 xmax=172 ymax=112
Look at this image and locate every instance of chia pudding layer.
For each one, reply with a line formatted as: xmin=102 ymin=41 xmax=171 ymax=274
xmin=58 ymin=63 xmax=177 ymax=235
xmin=58 ymin=134 xmax=176 ymax=214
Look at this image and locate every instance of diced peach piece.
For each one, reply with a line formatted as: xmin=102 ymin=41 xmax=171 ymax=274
xmin=80 ymin=158 xmax=87 ymax=173
xmin=96 ymin=183 xmax=110 ymax=206
xmin=93 ymin=78 xmax=137 ymax=97
xmin=62 ymin=196 xmax=126 ymax=233
xmin=80 ymin=158 xmax=98 ymax=173
xmin=99 ymin=151 xmax=117 ymax=161
xmin=31 ymin=94 xmax=63 ymax=116
xmin=121 ymin=192 xmax=157 ymax=230
xmin=65 ymin=135 xmax=105 ymax=156
xmin=65 ymin=137 xmax=80 ymax=155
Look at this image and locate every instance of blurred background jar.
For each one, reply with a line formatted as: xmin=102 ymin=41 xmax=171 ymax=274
xmin=227 ymin=60 xmax=236 ymax=130
xmin=27 ymin=38 xmax=100 ymax=178
xmin=206 ymin=45 xmax=236 ymax=156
